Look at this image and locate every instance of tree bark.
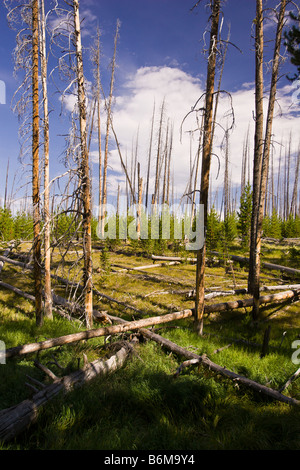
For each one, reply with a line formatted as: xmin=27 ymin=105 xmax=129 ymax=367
xmin=0 ymin=344 xmax=133 ymax=443
xmin=39 ymin=0 xmax=53 ymax=320
xmin=32 ymin=0 xmax=43 ymax=327
xmin=248 ymin=0 xmax=264 ymax=299
xmin=73 ymin=0 xmax=93 ymax=328
xmin=4 ymin=309 xmax=193 ymax=359
xmin=195 ymin=0 xmax=220 ymax=335
xmin=140 ymin=329 xmax=299 ymax=406
xmin=252 ymin=0 xmax=287 ymax=318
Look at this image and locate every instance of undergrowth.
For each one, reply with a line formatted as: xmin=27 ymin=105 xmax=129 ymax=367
xmin=0 ymin=242 xmax=299 ymax=450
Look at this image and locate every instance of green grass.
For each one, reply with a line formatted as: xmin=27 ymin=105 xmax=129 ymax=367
xmin=0 ymin=241 xmax=300 ymax=450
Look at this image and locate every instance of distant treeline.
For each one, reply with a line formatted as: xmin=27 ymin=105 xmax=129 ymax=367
xmin=0 ymin=207 xmax=299 ymax=249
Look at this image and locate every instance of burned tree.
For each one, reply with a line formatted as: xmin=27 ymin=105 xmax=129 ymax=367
xmin=194 ymin=0 xmax=221 ymax=335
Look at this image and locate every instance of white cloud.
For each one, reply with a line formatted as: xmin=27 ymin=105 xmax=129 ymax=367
xmin=63 ymin=65 xmax=299 ymax=208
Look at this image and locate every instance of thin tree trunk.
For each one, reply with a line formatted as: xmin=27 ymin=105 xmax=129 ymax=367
xmin=195 ymin=0 xmax=220 ymax=335
xmin=248 ymin=0 xmax=264 ymax=298
xmin=101 ymin=20 xmax=120 ymax=235
xmin=39 ymin=0 xmax=52 ymax=320
xmin=145 ymin=101 xmax=155 ymax=210
xmin=153 ymin=99 xmax=165 ymax=207
xmin=252 ymin=0 xmax=286 ymax=319
xmin=32 ymin=0 xmax=43 ymax=327
xmin=290 ymin=148 xmax=300 ymax=217
xmin=73 ymin=0 xmax=93 ymax=328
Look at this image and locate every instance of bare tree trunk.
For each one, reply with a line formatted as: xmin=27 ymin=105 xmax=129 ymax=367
xmin=145 ymin=101 xmax=155 ymax=210
xmin=248 ymin=0 xmax=264 ymax=300
xmin=39 ymin=0 xmax=52 ymax=320
xmin=73 ymin=0 xmax=93 ymax=328
xmin=290 ymin=149 xmax=300 ymax=217
xmin=153 ymin=99 xmax=165 ymax=207
xmin=32 ymin=0 xmax=43 ymax=327
xmin=251 ymin=0 xmax=286 ymax=319
xmin=195 ymin=0 xmax=220 ymax=335
xmin=93 ymin=27 xmax=103 ymax=230
xmin=101 ymin=20 xmax=120 ymax=235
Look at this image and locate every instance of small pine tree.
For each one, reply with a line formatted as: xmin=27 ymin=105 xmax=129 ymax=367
xmin=206 ymin=206 xmax=222 ymax=251
xmin=223 ymin=212 xmax=238 ymax=244
xmin=238 ymin=182 xmax=252 ymax=249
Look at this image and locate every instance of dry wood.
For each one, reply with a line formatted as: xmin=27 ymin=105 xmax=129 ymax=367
xmin=0 ymin=244 xmax=15 ymax=275
xmin=0 ymin=281 xmax=110 ymax=324
xmin=209 ymin=251 xmax=300 ymax=276
xmin=4 ymin=309 xmax=193 ymax=359
xmin=195 ymin=0 xmax=221 ymax=335
xmin=0 ymin=343 xmax=132 ymax=442
xmin=32 ymin=0 xmax=43 ymax=327
xmin=39 ymin=0 xmax=52 ymax=321
xmin=279 ymin=367 xmax=300 ymax=393
xmin=152 ymin=254 xmax=197 ymax=263
xmin=73 ymin=0 xmax=93 ymax=328
xmin=204 ymin=289 xmax=299 ymax=314
xmin=252 ymin=0 xmax=287 ymax=318
xmin=0 ymin=254 xmax=142 ymax=317
xmin=138 ymin=328 xmax=300 ymax=406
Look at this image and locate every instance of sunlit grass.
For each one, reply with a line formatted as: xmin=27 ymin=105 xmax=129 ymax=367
xmin=0 ymin=241 xmax=299 ymax=450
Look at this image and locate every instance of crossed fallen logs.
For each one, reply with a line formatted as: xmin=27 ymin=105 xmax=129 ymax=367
xmin=0 ymin=310 xmax=299 ymax=444
xmin=0 ymin=247 xmax=300 ymax=444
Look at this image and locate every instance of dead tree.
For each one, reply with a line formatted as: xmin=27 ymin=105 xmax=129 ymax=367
xmin=248 ymin=0 xmax=265 ymax=300
xmin=91 ymin=27 xmax=103 ymax=230
xmin=73 ymin=0 xmax=93 ymax=328
xmin=39 ymin=0 xmax=53 ymax=320
xmin=31 ymin=0 xmax=44 ymax=327
xmin=250 ymin=0 xmax=287 ymax=319
xmin=195 ymin=0 xmax=221 ymax=335
xmin=100 ymin=19 xmax=120 ymax=236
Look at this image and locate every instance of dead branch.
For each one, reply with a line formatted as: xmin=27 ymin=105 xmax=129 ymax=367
xmin=139 ymin=328 xmax=300 ymax=406
xmin=0 ymin=342 xmax=133 ymax=442
xmin=4 ymin=309 xmax=193 ymax=359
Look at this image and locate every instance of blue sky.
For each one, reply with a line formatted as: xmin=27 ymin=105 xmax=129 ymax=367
xmin=0 ymin=0 xmax=299 ymax=213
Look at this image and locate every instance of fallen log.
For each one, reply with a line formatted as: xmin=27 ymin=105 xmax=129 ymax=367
xmin=0 ymin=281 xmax=110 ymax=324
xmin=4 ymin=309 xmax=193 ymax=359
xmin=0 ymin=254 xmax=143 ymax=317
xmin=112 ymin=261 xmax=180 ymax=271
xmin=210 ymin=251 xmax=300 ymax=276
xmin=138 ymin=328 xmax=300 ymax=406
xmin=0 ymin=244 xmax=15 ymax=275
xmin=279 ymin=367 xmax=300 ymax=393
xmin=186 ymin=284 xmax=300 ymax=299
xmin=4 ymin=284 xmax=299 ymax=360
xmin=151 ymin=254 xmax=197 ymax=263
xmin=152 ymin=252 xmax=300 ymax=276
xmin=204 ymin=289 xmax=300 ymax=314
xmin=104 ymin=313 xmax=300 ymax=406
xmin=0 ymin=343 xmax=133 ymax=443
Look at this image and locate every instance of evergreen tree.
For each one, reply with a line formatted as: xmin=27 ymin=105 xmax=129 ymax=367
xmin=284 ymin=12 xmax=300 ymax=80
xmin=238 ymin=182 xmax=252 ymax=249
xmin=223 ymin=212 xmax=238 ymax=244
xmin=206 ymin=206 xmax=222 ymax=251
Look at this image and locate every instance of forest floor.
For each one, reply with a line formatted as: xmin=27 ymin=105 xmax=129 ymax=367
xmin=0 ymin=239 xmax=299 ymax=450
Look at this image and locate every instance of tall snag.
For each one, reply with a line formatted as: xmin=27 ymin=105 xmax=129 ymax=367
xmin=249 ymin=0 xmax=287 ymax=319
xmin=32 ymin=0 xmax=43 ymax=327
xmin=39 ymin=0 xmax=52 ymax=320
xmin=73 ymin=0 xmax=93 ymax=328
xmin=248 ymin=0 xmax=264 ymax=299
xmin=195 ymin=0 xmax=220 ymax=335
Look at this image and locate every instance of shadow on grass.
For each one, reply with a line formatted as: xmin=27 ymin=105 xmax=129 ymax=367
xmin=9 ymin=349 xmax=300 ymax=451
